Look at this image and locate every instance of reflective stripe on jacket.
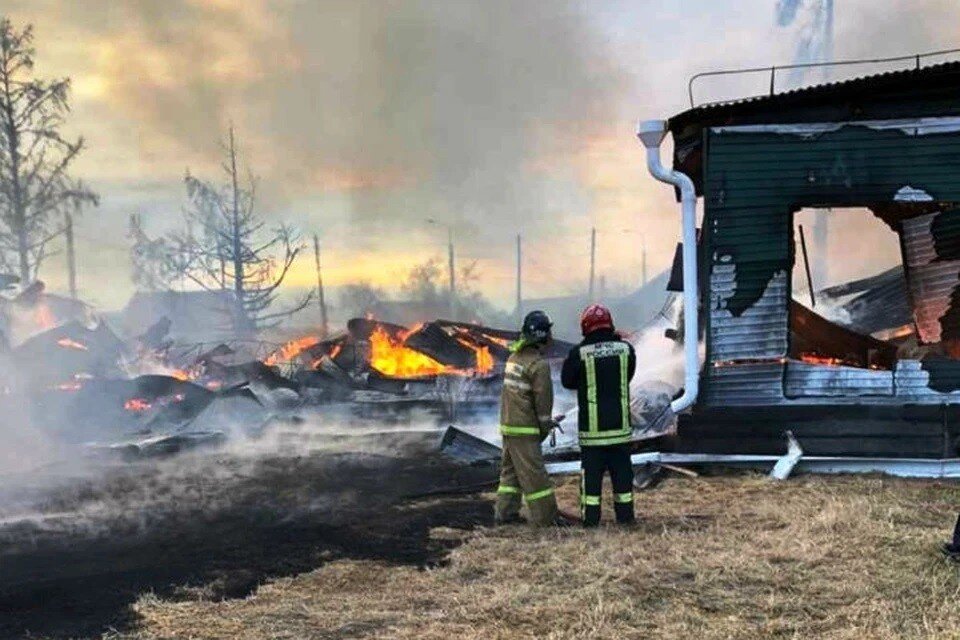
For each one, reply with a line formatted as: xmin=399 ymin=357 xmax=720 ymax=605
xmin=499 ymin=344 xmax=553 ymax=438
xmin=560 ymin=328 xmax=636 ymax=447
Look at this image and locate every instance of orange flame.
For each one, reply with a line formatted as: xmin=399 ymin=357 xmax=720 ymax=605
xmin=171 ymin=369 xmax=192 ymax=381
xmin=34 ymin=304 xmax=56 ymax=330
xmin=369 ymin=327 xmax=451 ymax=377
xmin=799 ymin=353 xmax=846 ymax=367
xmin=798 ymin=353 xmax=883 ymax=370
xmin=124 ymin=398 xmax=152 ymax=412
xmin=476 ymin=346 xmax=493 ymax=373
xmin=264 ymin=336 xmax=321 ymax=366
xmin=57 ymin=338 xmax=88 ymax=351
xmin=369 ymin=327 xmax=493 ymax=377
xmin=456 ymin=338 xmax=493 ymax=374
xmin=310 ymin=343 xmax=344 ymax=370
xmin=481 ymin=333 xmax=511 ymax=348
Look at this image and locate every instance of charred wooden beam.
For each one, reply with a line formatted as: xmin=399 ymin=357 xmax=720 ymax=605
xmin=403 ymin=322 xmax=476 ymax=368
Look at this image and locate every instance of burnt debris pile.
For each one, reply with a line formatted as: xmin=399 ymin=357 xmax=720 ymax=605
xmin=0 ymin=281 xmax=564 ymax=460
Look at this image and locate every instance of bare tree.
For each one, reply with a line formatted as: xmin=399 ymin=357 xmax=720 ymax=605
xmin=401 ymin=257 xmax=444 ymax=304
xmin=401 ymin=256 xmax=509 ymax=325
xmin=173 ymin=126 xmax=310 ymax=334
xmin=0 ymin=19 xmax=96 ymax=283
xmin=340 ymin=282 xmax=385 ymax=318
xmin=128 ymin=213 xmax=192 ymax=291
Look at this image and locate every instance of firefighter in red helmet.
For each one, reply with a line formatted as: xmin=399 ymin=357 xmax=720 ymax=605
xmin=561 ymin=304 xmax=637 ymax=526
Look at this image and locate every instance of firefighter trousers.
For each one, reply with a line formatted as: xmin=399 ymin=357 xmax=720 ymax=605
xmin=580 ymin=443 xmax=635 ymax=526
xmin=495 ymin=434 xmax=557 ymax=527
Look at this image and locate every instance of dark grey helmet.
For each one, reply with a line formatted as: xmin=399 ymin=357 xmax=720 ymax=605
xmin=521 ymin=310 xmax=552 ymax=344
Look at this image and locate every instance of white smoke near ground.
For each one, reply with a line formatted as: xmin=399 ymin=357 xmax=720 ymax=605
xmin=814 ymin=295 xmax=855 ymax=327
xmin=624 ymin=323 xmax=687 ymax=438
xmin=0 ymin=406 xmax=75 ymax=478
xmin=116 ymin=350 xmax=186 ymax=380
xmin=0 ymin=410 xmax=449 ymax=554
xmin=3 ymin=302 xmax=91 ymax=348
xmin=627 ymin=325 xmax=686 ymax=389
xmin=465 ymin=294 xmax=695 ymax=451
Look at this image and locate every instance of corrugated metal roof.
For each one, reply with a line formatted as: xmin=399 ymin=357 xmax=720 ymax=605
xmin=825 ymin=266 xmax=912 ymax=336
xmin=670 ymin=60 xmax=960 ymax=132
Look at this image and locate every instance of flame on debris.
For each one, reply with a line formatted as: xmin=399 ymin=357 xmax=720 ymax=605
xmin=370 ymin=327 xmax=452 ymax=377
xmin=713 ymin=355 xmax=883 ymax=370
xmin=456 ymin=338 xmax=494 ymax=374
xmin=799 ymin=352 xmax=846 ymax=366
xmin=369 ymin=326 xmax=494 ymax=378
xmin=124 ymin=398 xmax=152 ymax=412
xmin=264 ymin=336 xmax=321 ymax=366
xmin=51 ymin=373 xmax=90 ymax=392
xmin=799 ymin=352 xmax=884 ymax=370
xmin=482 ymin=334 xmax=511 ymax=348
xmin=57 ymin=338 xmax=88 ymax=351
xmin=33 ymin=304 xmax=56 ymax=330
xmin=310 ymin=343 xmax=344 ymax=370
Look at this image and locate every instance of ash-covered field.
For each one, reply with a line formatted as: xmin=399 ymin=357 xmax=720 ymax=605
xmin=0 ymin=414 xmax=497 ymax=639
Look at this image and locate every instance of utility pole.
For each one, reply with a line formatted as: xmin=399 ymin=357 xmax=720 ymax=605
xmin=515 ymin=233 xmax=522 ymax=319
xmin=313 ymin=233 xmax=329 ymax=338
xmin=447 ymin=226 xmax=456 ymax=321
xmin=588 ymin=226 xmax=596 ymax=300
xmin=64 ymin=205 xmax=77 ymax=299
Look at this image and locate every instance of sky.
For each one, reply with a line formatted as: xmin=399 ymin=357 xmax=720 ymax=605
xmin=4 ymin=0 xmax=960 ymax=313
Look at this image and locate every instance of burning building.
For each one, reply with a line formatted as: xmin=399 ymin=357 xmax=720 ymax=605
xmin=642 ymin=57 xmax=960 ymax=459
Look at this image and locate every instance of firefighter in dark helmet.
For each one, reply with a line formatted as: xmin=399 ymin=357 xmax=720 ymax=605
xmin=495 ymin=310 xmax=566 ymax=527
xmin=561 ymin=304 xmax=636 ymax=526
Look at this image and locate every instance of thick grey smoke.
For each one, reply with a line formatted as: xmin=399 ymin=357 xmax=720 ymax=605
xmin=6 ymin=0 xmax=960 ymax=305
xmin=8 ymin=0 xmax=623 ymax=239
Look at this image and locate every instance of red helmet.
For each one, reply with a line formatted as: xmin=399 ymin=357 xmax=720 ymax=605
xmin=580 ymin=304 xmax=613 ymax=336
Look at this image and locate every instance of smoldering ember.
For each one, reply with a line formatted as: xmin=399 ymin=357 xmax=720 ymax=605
xmin=9 ymin=3 xmax=960 ymax=639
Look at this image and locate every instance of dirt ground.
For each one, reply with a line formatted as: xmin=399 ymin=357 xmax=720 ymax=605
xmin=110 ymin=472 xmax=960 ymax=640
xmin=0 ymin=427 xmax=497 ymax=639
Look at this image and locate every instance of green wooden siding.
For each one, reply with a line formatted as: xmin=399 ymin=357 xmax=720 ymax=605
xmin=703 ymin=122 xmax=960 ymax=404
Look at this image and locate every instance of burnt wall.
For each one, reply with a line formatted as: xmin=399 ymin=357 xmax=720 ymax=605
xmin=703 ymin=122 xmax=960 ymax=406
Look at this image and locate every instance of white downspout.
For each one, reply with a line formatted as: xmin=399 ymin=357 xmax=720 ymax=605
xmin=637 ymin=120 xmax=699 ymax=413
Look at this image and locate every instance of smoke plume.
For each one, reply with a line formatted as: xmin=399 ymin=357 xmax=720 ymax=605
xmin=8 ymin=0 xmax=623 ymax=238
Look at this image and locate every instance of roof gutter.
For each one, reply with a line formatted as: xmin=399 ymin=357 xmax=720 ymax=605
xmin=637 ymin=120 xmax=699 ymax=414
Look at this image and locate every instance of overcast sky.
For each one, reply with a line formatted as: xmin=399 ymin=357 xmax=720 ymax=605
xmin=4 ymin=0 xmax=959 ymax=311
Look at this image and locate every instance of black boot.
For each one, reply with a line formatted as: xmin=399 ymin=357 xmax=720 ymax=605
xmin=940 ymin=514 xmax=960 ymax=558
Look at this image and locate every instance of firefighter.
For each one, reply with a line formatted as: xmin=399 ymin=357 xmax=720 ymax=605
xmin=561 ymin=304 xmax=637 ymax=527
xmin=495 ymin=310 xmax=565 ymax=527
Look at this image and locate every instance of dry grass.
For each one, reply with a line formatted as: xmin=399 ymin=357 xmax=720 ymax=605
xmin=115 ymin=473 xmax=960 ymax=640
